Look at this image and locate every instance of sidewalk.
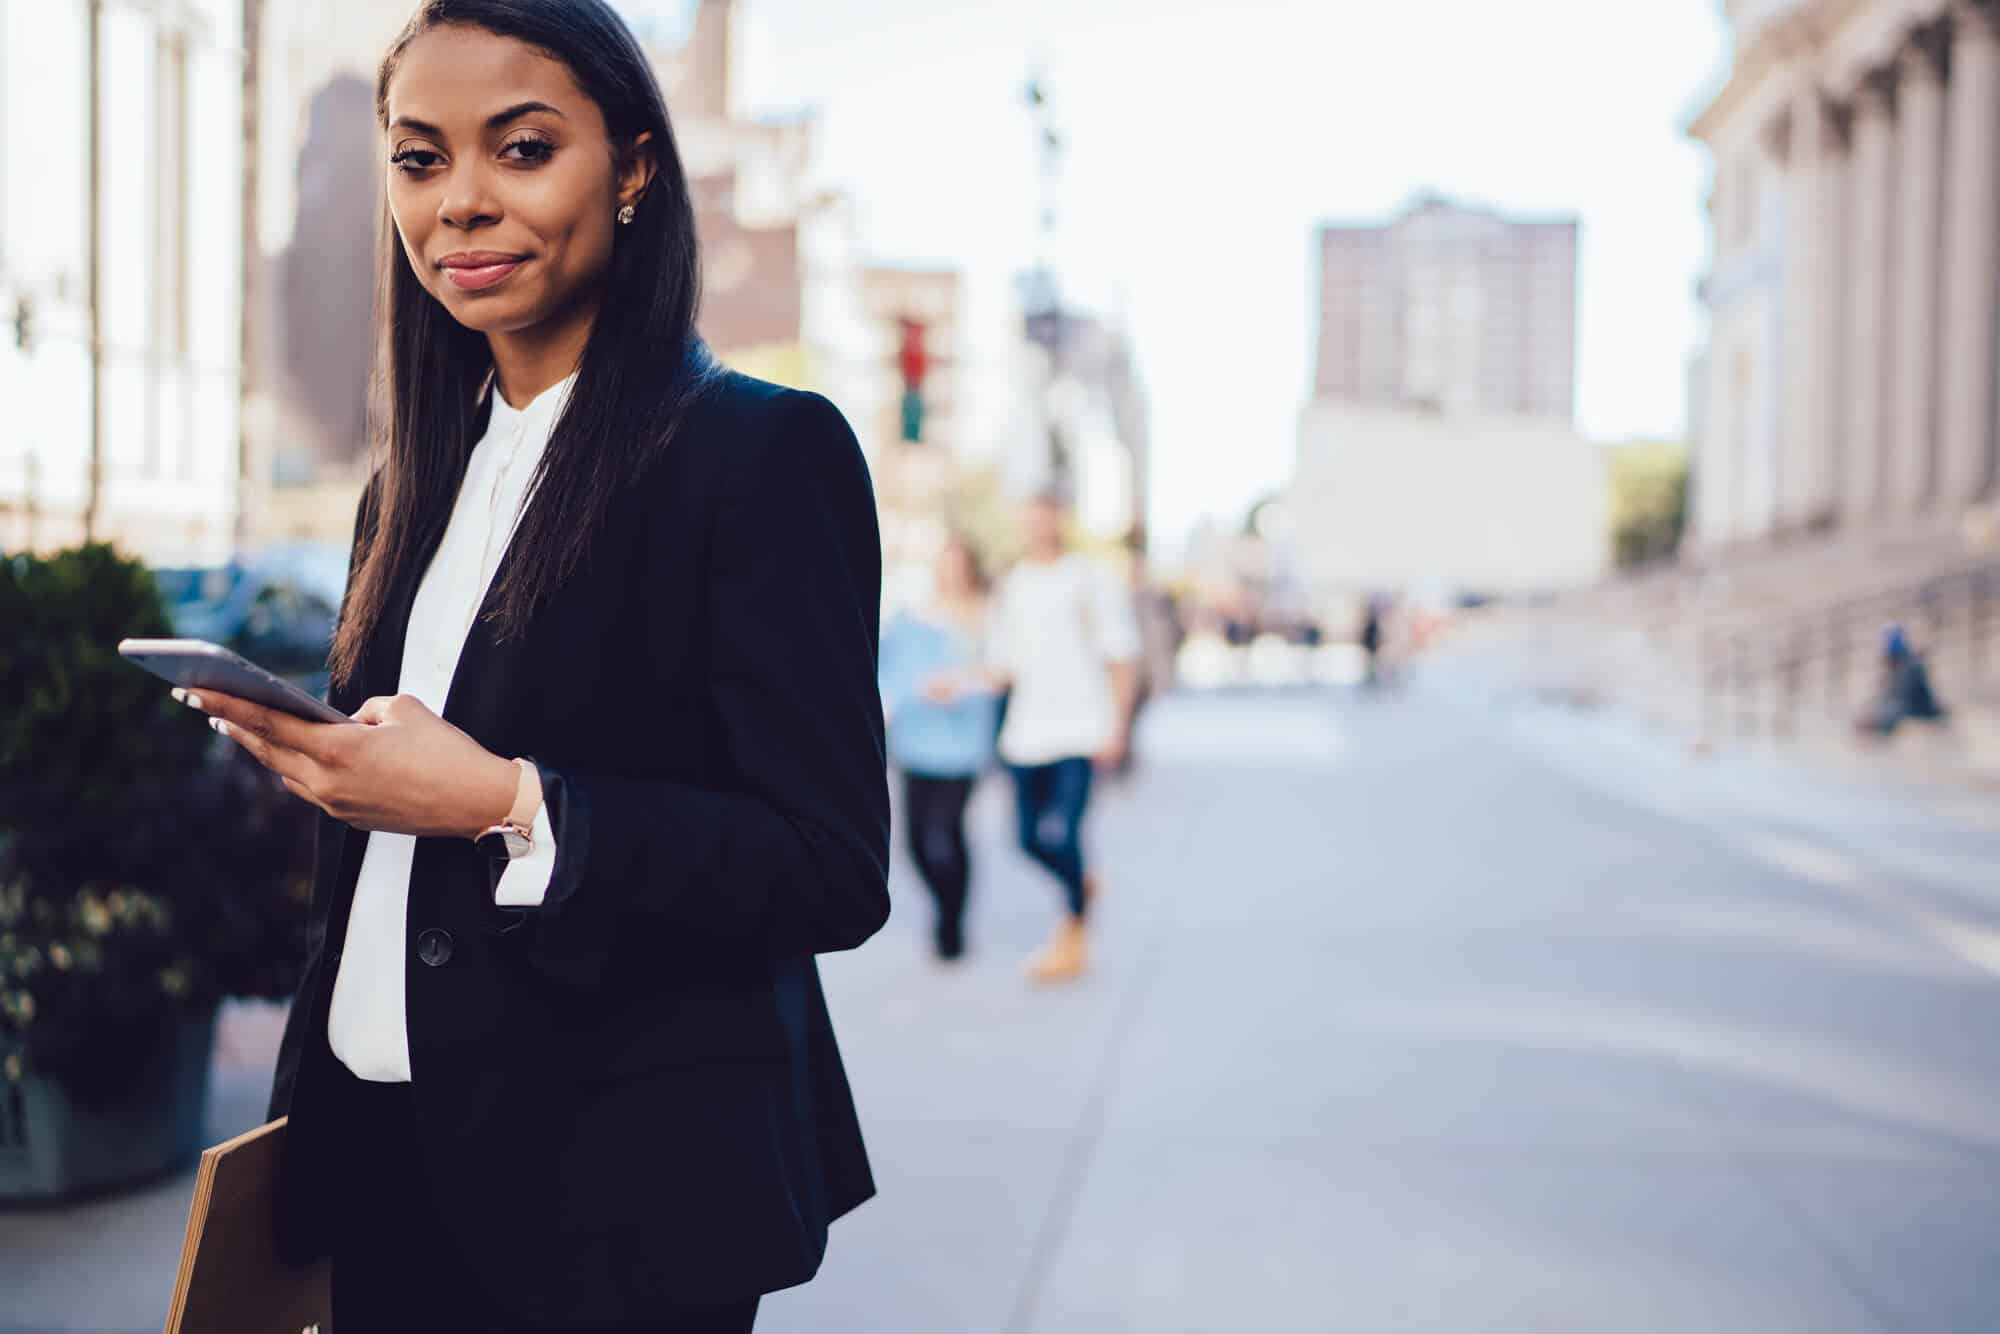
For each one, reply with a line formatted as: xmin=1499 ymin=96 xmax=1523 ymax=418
xmin=0 ymin=1003 xmax=285 ymax=1333
xmin=8 ymin=687 xmax=2000 ymax=1331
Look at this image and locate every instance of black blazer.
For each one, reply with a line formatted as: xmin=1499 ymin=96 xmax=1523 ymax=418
xmin=267 ymin=369 xmax=891 ymax=1325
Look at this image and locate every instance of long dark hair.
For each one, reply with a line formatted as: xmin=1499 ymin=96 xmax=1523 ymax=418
xmin=330 ymin=0 xmax=715 ymax=688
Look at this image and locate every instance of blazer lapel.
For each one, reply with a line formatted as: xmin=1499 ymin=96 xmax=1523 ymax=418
xmin=365 ymin=522 xmax=441 ymax=705
xmin=316 ymin=512 xmax=449 ymax=921
xmin=320 ymin=385 xmax=547 ymax=906
xmin=438 ymin=560 xmax=531 ymax=759
xmin=315 ymin=385 xmax=498 ymax=923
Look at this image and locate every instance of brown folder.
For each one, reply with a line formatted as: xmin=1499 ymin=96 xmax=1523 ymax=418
xmin=163 ymin=1116 xmax=332 ymax=1334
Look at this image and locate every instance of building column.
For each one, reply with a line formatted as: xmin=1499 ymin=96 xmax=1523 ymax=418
xmin=1696 ymin=345 xmax=1738 ymax=550
xmin=1890 ymin=25 xmax=1949 ymax=516
xmin=1941 ymin=0 xmax=2000 ymax=507
xmin=1811 ymin=97 xmax=1851 ymax=523
xmin=1693 ymin=156 xmax=1738 ymax=552
xmin=1779 ymin=83 xmax=1830 ymax=530
xmin=1842 ymin=70 xmax=1897 ymax=524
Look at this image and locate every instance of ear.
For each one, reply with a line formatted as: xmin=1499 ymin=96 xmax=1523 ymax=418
xmin=617 ymin=130 xmax=657 ymax=213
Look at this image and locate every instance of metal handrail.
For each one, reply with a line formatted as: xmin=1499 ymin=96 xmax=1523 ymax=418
xmin=1698 ymin=555 xmax=2000 ymax=739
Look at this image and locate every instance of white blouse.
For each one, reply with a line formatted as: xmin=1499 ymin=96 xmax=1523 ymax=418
xmin=327 ymin=372 xmax=573 ymax=1083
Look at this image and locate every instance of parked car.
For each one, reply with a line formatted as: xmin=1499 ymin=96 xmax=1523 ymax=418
xmin=151 ymin=551 xmax=344 ymax=695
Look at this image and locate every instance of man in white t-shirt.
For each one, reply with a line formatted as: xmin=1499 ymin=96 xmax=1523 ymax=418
xmin=984 ymin=490 xmax=1141 ymax=982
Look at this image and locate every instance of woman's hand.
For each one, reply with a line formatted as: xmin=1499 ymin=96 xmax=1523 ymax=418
xmin=176 ymin=689 xmax=519 ymax=839
xmin=921 ymin=667 xmax=1003 ymax=705
xmin=919 ymin=669 xmax=968 ymax=705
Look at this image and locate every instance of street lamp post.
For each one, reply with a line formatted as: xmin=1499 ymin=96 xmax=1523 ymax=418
xmin=1022 ymin=68 xmax=1071 ymax=496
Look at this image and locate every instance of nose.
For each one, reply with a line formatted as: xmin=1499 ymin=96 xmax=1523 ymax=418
xmin=437 ymin=161 xmax=500 ymax=232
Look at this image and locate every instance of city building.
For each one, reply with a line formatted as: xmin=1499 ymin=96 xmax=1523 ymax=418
xmin=1314 ymin=194 xmax=1579 ymax=422
xmin=650 ymin=1 xmax=886 ymax=424
xmin=1291 ymin=195 xmax=1597 ymax=606
xmin=1290 ymin=404 xmax=1610 ymax=602
xmin=1 ymin=0 xmax=251 ymax=562
xmin=1688 ymin=0 xmax=2000 ymax=552
xmin=249 ymin=0 xmax=411 ymax=547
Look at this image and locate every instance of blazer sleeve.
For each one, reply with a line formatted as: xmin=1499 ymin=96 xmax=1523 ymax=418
xmin=520 ymin=391 xmax=891 ymax=990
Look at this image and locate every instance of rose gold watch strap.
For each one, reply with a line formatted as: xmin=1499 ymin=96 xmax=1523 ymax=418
xmin=507 ymin=758 xmax=542 ymax=829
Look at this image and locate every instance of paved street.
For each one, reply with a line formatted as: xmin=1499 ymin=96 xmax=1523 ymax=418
xmin=8 ymin=680 xmax=2000 ymax=1332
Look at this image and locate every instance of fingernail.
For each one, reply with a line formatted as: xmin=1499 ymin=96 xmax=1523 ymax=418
xmin=209 ymin=717 xmax=227 ymax=735
xmin=170 ymin=688 xmax=186 ymax=704
xmin=184 ymin=692 xmax=205 ymax=711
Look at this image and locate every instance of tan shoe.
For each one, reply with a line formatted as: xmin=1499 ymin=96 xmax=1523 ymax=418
xmin=1025 ymin=919 xmax=1088 ymax=984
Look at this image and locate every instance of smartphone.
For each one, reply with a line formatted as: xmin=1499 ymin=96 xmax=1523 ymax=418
xmin=118 ymin=638 xmax=355 ymax=726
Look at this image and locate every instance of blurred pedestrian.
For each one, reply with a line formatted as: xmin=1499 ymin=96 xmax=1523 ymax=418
xmin=181 ymin=4 xmax=887 ymax=1330
xmin=1858 ymin=624 xmax=1948 ymax=737
xmin=1359 ymin=593 xmax=1387 ymax=686
xmin=879 ymin=536 xmax=999 ymax=962
xmin=985 ymin=490 xmax=1141 ymax=983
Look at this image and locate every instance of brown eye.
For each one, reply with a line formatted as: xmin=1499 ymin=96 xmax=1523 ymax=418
xmin=502 ymin=137 xmax=556 ymax=165
xmin=390 ymin=148 xmax=442 ymax=174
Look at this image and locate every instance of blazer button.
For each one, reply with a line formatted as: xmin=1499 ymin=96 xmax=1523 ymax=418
xmin=416 ymin=928 xmax=453 ymax=967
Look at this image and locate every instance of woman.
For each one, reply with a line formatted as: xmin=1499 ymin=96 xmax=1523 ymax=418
xmin=179 ymin=3 xmax=888 ymax=1329
xmin=878 ymin=537 xmax=998 ymax=962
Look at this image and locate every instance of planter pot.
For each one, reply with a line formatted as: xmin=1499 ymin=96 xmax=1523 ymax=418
xmin=0 ymin=1005 xmax=218 ymax=1202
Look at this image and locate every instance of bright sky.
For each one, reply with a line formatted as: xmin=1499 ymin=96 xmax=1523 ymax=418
xmin=647 ymin=0 xmax=1734 ymax=549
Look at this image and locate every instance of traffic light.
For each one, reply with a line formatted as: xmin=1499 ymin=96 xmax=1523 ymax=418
xmin=897 ymin=317 xmax=927 ymax=443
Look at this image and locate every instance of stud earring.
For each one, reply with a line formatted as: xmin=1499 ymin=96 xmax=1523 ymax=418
xmin=617 ymin=204 xmax=636 ymax=225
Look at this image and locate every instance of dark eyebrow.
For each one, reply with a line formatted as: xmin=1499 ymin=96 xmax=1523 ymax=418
xmin=389 ymin=101 xmax=567 ymax=137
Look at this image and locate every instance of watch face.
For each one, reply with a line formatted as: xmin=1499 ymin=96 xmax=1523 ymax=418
xmin=477 ymin=827 xmax=532 ymax=861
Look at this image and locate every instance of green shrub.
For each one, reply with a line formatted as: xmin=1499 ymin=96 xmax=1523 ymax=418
xmin=0 ymin=544 xmax=314 ymax=1098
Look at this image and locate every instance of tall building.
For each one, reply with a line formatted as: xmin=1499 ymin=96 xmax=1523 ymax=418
xmin=1290 ymin=404 xmax=1609 ymax=600
xmin=0 ymin=0 xmax=250 ymax=562
xmin=1313 ymin=195 xmax=1578 ymax=422
xmin=1688 ymin=0 xmax=2000 ymax=553
xmin=1293 ymin=197 xmax=1598 ymax=603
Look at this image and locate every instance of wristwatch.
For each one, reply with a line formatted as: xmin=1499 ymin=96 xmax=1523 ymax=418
xmin=474 ymin=758 xmax=541 ymax=862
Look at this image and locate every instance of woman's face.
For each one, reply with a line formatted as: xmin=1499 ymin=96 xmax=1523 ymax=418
xmin=381 ymin=24 xmax=652 ymax=336
xmin=934 ymin=543 xmax=977 ymax=598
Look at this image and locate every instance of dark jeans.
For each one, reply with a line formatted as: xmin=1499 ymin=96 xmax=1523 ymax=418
xmin=1007 ymin=756 xmax=1094 ymax=919
xmin=902 ymin=771 xmax=977 ymax=956
xmin=329 ymin=1068 xmax=760 ymax=1333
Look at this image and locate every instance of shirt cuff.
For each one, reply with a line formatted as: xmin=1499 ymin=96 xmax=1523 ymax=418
xmin=492 ymin=800 xmax=558 ymax=907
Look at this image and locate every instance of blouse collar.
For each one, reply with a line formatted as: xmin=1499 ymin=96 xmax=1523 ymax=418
xmin=484 ymin=369 xmax=580 ymax=438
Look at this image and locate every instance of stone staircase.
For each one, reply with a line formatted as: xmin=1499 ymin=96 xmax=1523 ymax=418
xmin=1480 ymin=512 xmax=2000 ymax=786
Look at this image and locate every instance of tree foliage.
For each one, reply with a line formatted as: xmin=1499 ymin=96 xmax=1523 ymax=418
xmin=1608 ymin=441 xmax=1689 ymax=570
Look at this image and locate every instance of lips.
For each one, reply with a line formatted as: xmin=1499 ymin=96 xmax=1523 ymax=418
xmin=437 ymin=252 xmax=528 ymax=292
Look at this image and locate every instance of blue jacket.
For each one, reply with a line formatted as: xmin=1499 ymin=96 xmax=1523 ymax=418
xmin=878 ymin=610 xmax=997 ymax=777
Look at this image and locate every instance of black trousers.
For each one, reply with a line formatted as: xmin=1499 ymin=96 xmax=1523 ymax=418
xmin=328 ymin=1067 xmax=760 ymax=1333
xmin=901 ymin=770 xmax=976 ymax=956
